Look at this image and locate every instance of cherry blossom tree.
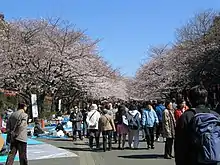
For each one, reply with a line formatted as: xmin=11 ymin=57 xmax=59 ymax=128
xmin=0 ymin=17 xmax=128 ymax=115
xmin=133 ymin=10 xmax=220 ymax=101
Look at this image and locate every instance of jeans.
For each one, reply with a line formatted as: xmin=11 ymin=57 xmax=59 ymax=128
xmin=6 ymin=140 xmax=28 ymax=165
xmin=165 ymin=138 xmax=174 ymax=157
xmin=82 ymin=122 xmax=88 ymax=137
xmin=128 ymin=129 xmax=139 ymax=148
xmin=72 ymin=129 xmax=82 ymax=140
xmin=144 ymin=126 xmax=155 ymax=147
xmin=102 ymin=130 xmax=113 ymax=151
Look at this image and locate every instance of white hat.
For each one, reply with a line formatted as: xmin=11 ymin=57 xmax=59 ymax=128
xmin=90 ymin=104 xmax=98 ymax=110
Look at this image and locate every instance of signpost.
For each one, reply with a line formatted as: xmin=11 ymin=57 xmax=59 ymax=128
xmin=58 ymin=99 xmax=62 ymax=111
xmin=31 ymin=94 xmax=39 ymax=118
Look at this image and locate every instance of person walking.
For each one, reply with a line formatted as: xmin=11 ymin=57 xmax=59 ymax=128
xmin=142 ymin=101 xmax=159 ymax=149
xmin=155 ymin=100 xmax=166 ymax=142
xmin=6 ymin=103 xmax=29 ymax=165
xmin=174 ymin=99 xmax=189 ymax=121
xmin=162 ymin=100 xmax=176 ymax=159
xmin=86 ymin=104 xmax=101 ymax=150
xmin=115 ymin=105 xmax=128 ymax=149
xmin=98 ymin=109 xmax=116 ymax=152
xmin=175 ymin=85 xmax=220 ymax=165
xmin=127 ymin=104 xmax=141 ymax=149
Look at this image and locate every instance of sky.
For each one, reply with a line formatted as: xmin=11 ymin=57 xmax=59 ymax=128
xmin=1 ymin=0 xmax=220 ymax=76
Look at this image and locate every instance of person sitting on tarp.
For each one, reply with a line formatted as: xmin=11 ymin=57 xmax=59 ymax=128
xmin=55 ymin=121 xmax=65 ymax=132
xmin=33 ymin=119 xmax=44 ymax=137
xmin=55 ymin=120 xmax=70 ymax=137
xmin=55 ymin=121 xmax=66 ymax=135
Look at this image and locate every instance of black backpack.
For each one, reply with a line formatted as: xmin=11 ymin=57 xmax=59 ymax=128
xmin=127 ymin=112 xmax=141 ymax=130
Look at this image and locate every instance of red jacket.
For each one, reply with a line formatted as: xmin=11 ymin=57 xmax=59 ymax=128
xmin=174 ymin=106 xmax=189 ymax=121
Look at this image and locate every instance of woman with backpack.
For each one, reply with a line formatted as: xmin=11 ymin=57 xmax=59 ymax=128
xmin=127 ymin=104 xmax=141 ymax=149
xmin=162 ymin=100 xmax=176 ymax=159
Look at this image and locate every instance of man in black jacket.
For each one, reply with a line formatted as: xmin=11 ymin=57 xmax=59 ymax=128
xmin=175 ymin=85 xmax=220 ymax=165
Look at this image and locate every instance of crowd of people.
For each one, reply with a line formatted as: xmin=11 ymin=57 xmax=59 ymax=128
xmin=3 ymin=85 xmax=220 ymax=165
xmin=69 ymin=85 xmax=220 ymax=165
xmin=79 ymin=99 xmax=179 ymax=156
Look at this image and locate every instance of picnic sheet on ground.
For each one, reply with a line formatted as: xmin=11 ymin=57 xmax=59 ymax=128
xmin=0 ymin=155 xmax=19 ymax=163
xmin=0 ymin=144 xmax=77 ymax=163
xmin=28 ymin=124 xmax=72 ymax=139
xmin=0 ymin=118 xmax=76 ymax=162
xmin=28 ymin=143 xmax=77 ymax=160
xmin=0 ymin=134 xmax=77 ymax=162
xmin=1 ymin=134 xmax=43 ymax=145
xmin=0 ymin=134 xmax=44 ymax=163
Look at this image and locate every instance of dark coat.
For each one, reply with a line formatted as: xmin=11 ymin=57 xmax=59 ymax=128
xmin=70 ymin=111 xmax=83 ymax=130
xmin=174 ymin=105 xmax=220 ymax=165
xmin=34 ymin=123 xmax=44 ymax=136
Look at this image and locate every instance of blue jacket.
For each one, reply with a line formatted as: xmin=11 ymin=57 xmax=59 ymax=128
xmin=155 ymin=104 xmax=166 ymax=122
xmin=142 ymin=109 xmax=159 ymax=127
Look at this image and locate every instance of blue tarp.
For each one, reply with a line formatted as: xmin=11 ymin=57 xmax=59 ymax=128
xmin=0 ymin=134 xmax=43 ymax=163
xmin=0 ymin=155 xmax=19 ymax=163
xmin=1 ymin=134 xmax=44 ymax=145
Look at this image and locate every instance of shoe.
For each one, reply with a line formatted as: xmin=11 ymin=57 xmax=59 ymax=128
xmin=164 ymin=155 xmax=171 ymax=159
xmin=146 ymin=146 xmax=150 ymax=150
xmin=151 ymin=146 xmax=155 ymax=149
xmin=155 ymin=138 xmax=160 ymax=142
xmin=170 ymin=155 xmax=175 ymax=158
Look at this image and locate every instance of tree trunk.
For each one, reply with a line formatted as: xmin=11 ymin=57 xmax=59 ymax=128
xmin=38 ymin=92 xmax=46 ymax=118
xmin=50 ymin=96 xmax=56 ymax=112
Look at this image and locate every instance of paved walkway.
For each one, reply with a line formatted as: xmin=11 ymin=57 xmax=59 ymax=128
xmin=15 ymin=137 xmax=175 ymax=165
